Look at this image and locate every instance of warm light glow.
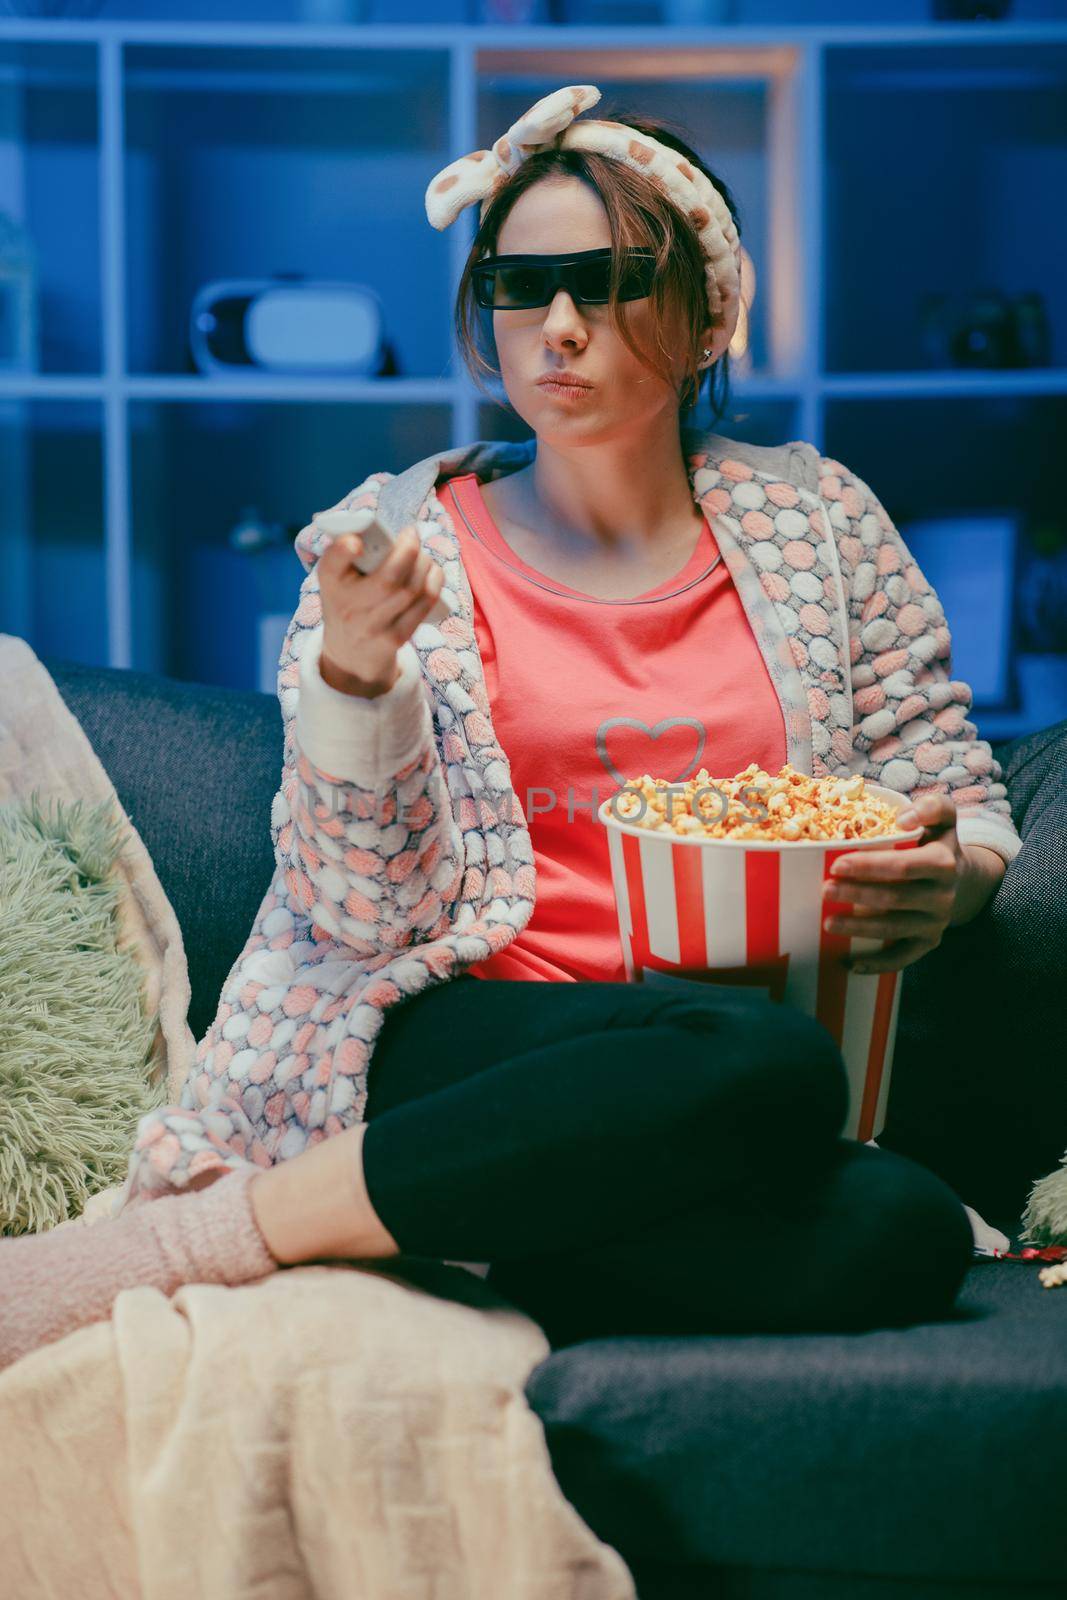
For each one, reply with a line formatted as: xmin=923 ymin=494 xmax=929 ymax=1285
xmin=730 ymin=244 xmax=756 ymax=361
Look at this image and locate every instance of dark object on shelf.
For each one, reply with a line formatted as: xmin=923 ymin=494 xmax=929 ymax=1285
xmin=917 ymin=289 xmax=1051 ymax=370
xmin=1017 ymin=519 xmax=1067 ymax=655
xmin=930 ymin=0 xmax=1013 ymax=17
xmin=1014 ymin=520 xmax=1067 ymax=729
xmin=0 ymin=0 xmax=102 ymax=12
xmin=953 ymin=293 xmax=1020 ymax=369
xmin=1011 ymin=292 xmax=1054 ymax=368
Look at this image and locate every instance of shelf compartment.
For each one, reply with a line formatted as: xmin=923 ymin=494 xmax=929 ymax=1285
xmin=824 ymin=391 xmax=1067 ymax=742
xmin=0 ymin=41 xmax=101 ymax=376
xmin=128 ymin=397 xmax=453 ymax=691
xmin=122 ymin=44 xmax=452 ymax=380
xmin=824 ymin=40 xmax=1067 ymax=377
xmin=0 ymin=397 xmax=107 ymax=665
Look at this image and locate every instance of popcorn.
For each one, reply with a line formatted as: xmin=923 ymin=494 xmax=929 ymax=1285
xmin=598 ymin=767 xmax=924 ymax=1142
xmin=613 ymin=762 xmax=906 ymax=843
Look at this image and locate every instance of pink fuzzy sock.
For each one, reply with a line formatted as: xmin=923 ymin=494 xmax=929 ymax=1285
xmin=0 ymin=1166 xmax=281 ymax=1374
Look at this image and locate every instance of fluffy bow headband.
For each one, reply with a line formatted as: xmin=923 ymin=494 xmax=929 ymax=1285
xmin=425 ymin=83 xmax=746 ymax=366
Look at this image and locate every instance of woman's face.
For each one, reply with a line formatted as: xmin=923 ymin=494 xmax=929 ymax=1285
xmin=490 ymin=176 xmax=696 ymax=443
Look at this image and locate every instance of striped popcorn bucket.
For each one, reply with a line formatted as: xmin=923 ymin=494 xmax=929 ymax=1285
xmin=598 ymin=784 xmax=924 ymax=1143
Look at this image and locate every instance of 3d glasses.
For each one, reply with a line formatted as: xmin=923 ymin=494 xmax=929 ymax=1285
xmin=471 ymin=247 xmax=658 ymax=311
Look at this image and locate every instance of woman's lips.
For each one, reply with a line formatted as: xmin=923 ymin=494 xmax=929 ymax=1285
xmin=537 ymin=378 xmax=595 ymax=399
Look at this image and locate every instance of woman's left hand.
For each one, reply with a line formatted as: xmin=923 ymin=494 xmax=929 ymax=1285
xmin=821 ymin=792 xmax=964 ymax=975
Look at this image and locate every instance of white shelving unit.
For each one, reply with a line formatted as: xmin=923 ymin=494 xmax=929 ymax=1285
xmin=2 ymin=17 xmax=1066 ymax=739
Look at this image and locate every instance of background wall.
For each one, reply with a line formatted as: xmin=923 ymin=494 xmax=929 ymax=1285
xmin=1 ymin=0 xmax=1066 ymax=743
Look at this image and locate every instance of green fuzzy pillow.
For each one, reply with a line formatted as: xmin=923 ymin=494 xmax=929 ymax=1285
xmin=0 ymin=793 xmax=169 ymax=1236
xmin=1022 ymin=1156 xmax=1067 ymax=1248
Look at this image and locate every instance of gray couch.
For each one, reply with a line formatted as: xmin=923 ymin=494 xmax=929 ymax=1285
xmin=44 ymin=653 xmax=1067 ymax=1600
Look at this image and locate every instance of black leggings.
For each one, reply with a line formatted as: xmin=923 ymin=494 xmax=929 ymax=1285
xmin=361 ymin=975 xmax=974 ymax=1349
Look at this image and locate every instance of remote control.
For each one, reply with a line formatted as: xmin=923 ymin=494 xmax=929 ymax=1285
xmin=311 ymin=507 xmax=453 ymax=628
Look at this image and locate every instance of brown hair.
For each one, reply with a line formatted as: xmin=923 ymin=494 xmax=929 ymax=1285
xmin=454 ymin=106 xmax=743 ymax=428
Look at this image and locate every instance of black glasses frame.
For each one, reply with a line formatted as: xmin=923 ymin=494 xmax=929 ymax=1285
xmin=470 ymin=247 xmax=659 ymax=311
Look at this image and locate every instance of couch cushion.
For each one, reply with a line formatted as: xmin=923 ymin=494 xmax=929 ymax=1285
xmin=41 ymin=657 xmax=282 ymax=1047
xmin=523 ymin=1251 xmax=1067 ymax=1590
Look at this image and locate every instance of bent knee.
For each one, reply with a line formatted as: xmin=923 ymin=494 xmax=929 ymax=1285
xmin=733 ymin=996 xmax=850 ymax=1142
xmin=660 ymin=991 xmax=849 ymax=1145
xmin=825 ymin=1145 xmax=975 ymax=1328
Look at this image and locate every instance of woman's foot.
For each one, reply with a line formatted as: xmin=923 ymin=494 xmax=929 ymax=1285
xmin=0 ymin=1166 xmax=279 ymax=1374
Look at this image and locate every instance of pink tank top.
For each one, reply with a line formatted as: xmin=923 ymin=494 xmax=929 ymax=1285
xmin=437 ymin=472 xmax=788 ymax=984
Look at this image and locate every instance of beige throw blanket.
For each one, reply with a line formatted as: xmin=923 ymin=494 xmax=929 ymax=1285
xmin=0 ymin=636 xmax=636 ymax=1600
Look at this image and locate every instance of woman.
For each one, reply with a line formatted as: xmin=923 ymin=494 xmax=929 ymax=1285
xmin=1 ymin=88 xmax=1022 ymax=1369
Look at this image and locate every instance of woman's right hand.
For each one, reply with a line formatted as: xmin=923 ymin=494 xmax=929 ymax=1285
xmin=317 ymin=522 xmax=445 ymax=698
